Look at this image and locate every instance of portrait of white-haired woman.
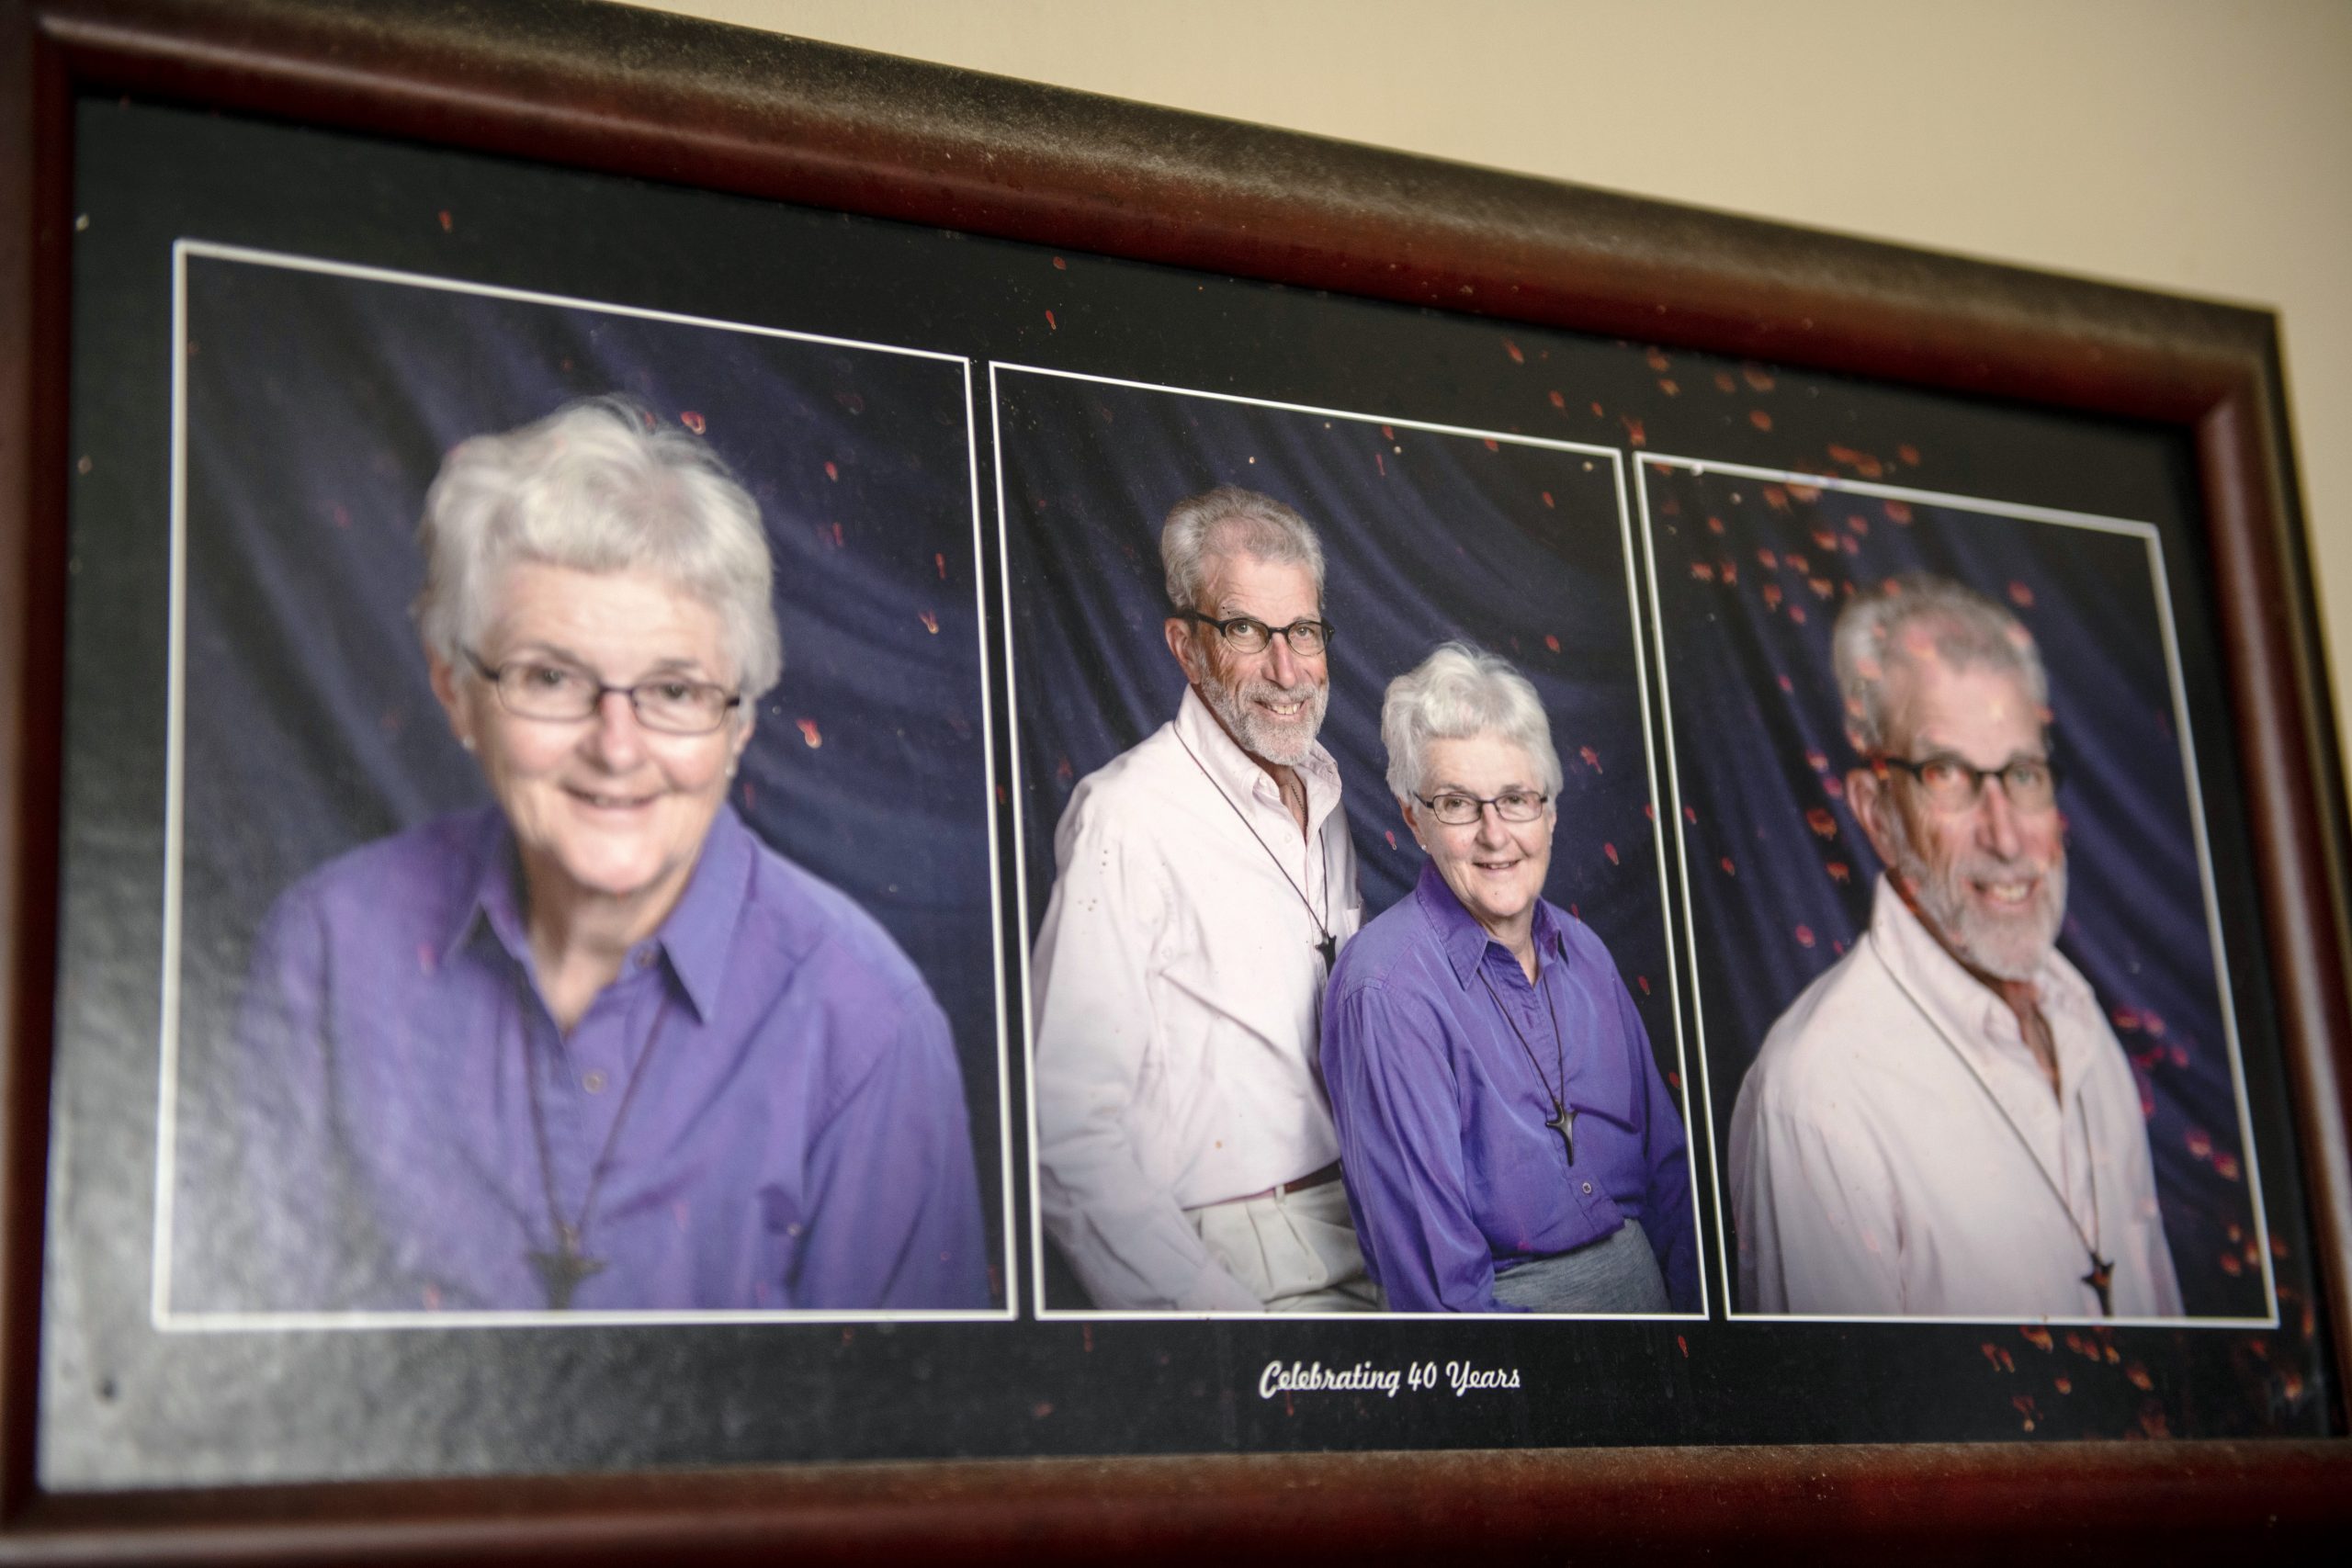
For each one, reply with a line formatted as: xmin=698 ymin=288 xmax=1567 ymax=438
xmin=212 ymin=395 xmax=986 ymax=1312
xmin=1320 ymin=643 xmax=1696 ymax=1313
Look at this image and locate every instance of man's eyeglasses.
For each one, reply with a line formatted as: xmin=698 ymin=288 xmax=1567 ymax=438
xmin=1413 ymin=789 xmax=1549 ymax=827
xmin=1874 ymin=752 xmax=2059 ymax=813
xmin=1174 ymin=610 xmax=1333 ymax=657
xmin=463 ymin=649 xmax=741 ymax=735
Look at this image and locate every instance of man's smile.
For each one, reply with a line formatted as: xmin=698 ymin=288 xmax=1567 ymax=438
xmin=1974 ymin=875 xmax=2039 ymax=908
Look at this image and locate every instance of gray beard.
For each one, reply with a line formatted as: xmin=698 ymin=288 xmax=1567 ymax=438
xmin=1197 ymin=666 xmax=1329 ymax=768
xmin=1883 ymin=807 xmax=2067 ymax=982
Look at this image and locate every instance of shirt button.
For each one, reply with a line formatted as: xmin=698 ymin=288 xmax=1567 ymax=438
xmin=582 ymin=1070 xmax=608 ymax=1094
xmin=1581 ymin=1181 xmax=1593 ymax=1194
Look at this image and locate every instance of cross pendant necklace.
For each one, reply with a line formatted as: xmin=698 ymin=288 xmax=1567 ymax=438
xmin=1478 ymin=965 xmax=1573 ymax=1169
xmin=528 ymin=1224 xmax=608 ymax=1311
xmin=1173 ymin=729 xmax=1337 ymax=972
xmin=1872 ymin=937 xmax=2117 ymax=1318
xmin=1544 ymin=1105 xmax=1577 ymax=1167
xmin=520 ymin=980 xmax=672 ymax=1311
xmin=2083 ymin=1253 xmax=2116 ymax=1318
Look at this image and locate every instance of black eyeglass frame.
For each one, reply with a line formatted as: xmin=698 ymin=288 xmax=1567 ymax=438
xmin=1871 ymin=750 xmax=2063 ymax=811
xmin=461 ymin=648 xmax=744 ymax=736
xmin=1170 ymin=608 xmax=1336 ymax=656
xmin=1410 ymin=788 xmax=1552 ymax=827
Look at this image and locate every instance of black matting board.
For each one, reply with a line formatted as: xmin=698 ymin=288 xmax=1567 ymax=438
xmin=38 ymin=99 xmax=2333 ymax=1489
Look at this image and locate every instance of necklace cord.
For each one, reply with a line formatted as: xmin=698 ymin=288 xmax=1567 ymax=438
xmin=1866 ymin=932 xmax=2111 ymax=1307
xmin=519 ymin=972 xmax=672 ymax=1268
xmin=1172 ymin=726 xmax=1333 ymax=944
xmin=1477 ymin=961 xmax=1570 ymax=1134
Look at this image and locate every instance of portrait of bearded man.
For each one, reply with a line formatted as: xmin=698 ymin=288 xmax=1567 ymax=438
xmin=1729 ymin=573 xmax=2184 ymax=1320
xmin=1029 ymin=485 xmax=1376 ymax=1314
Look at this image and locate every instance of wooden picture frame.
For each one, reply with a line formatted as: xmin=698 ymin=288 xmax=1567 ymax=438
xmin=4 ymin=0 xmax=2347 ymax=1554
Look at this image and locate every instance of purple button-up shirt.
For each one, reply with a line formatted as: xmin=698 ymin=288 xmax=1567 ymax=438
xmin=1320 ymin=863 xmax=1696 ymax=1313
xmin=183 ymin=805 xmax=988 ymax=1313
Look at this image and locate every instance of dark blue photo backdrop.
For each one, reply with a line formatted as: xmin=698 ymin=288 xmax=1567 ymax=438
xmin=1645 ymin=462 xmax=2266 ymax=1319
xmin=995 ymin=369 xmax=1680 ymax=1079
xmin=175 ymin=254 xmax=1006 ymax=1291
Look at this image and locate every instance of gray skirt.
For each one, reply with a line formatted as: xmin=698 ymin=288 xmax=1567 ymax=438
xmin=1491 ymin=1219 xmax=1668 ymax=1313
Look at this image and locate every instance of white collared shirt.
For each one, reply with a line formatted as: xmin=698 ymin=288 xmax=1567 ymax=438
xmin=1729 ymin=875 xmax=2183 ymax=1319
xmin=1032 ymin=686 xmax=1363 ymax=1311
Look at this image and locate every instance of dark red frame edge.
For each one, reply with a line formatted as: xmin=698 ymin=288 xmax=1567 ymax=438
xmin=2 ymin=0 xmax=2347 ymax=1558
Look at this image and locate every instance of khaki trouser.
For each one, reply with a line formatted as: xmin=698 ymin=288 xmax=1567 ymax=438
xmin=1188 ymin=1179 xmax=1380 ymax=1312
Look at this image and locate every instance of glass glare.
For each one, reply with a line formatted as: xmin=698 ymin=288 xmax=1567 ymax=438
xmin=1883 ymin=752 xmax=2057 ymax=812
xmin=1417 ymin=789 xmax=1548 ymax=826
xmin=467 ymin=651 xmax=737 ymax=735
xmin=1178 ymin=610 xmax=1331 ymax=656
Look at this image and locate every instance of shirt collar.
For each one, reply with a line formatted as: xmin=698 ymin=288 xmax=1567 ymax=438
xmin=655 ymin=806 xmax=752 ymax=1022
xmin=1173 ymin=683 xmax=1344 ymax=833
xmin=1868 ymin=871 xmax=2098 ymax=1075
xmin=441 ymin=807 xmax=523 ymax=971
xmin=438 ymin=802 xmax=752 ymax=1025
xmin=1415 ymin=859 xmax=1566 ymax=988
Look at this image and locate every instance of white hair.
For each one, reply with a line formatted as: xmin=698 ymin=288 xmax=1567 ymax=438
xmin=413 ymin=395 xmax=783 ymax=701
xmin=1159 ymin=485 xmax=1326 ymax=610
xmin=1833 ymin=573 xmax=2047 ymax=755
xmin=1382 ymin=641 xmax=1564 ymax=802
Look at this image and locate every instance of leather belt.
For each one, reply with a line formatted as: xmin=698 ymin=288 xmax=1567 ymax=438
xmin=1238 ymin=1159 xmax=1344 ymax=1202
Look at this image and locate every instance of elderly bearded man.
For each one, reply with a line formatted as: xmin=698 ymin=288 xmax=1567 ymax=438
xmin=1729 ymin=574 xmax=2182 ymax=1319
xmin=1032 ymin=486 xmax=1375 ymax=1313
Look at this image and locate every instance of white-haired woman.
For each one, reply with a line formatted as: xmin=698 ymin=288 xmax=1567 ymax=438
xmin=1320 ymin=643 xmax=1695 ymax=1313
xmin=211 ymin=396 xmax=986 ymax=1313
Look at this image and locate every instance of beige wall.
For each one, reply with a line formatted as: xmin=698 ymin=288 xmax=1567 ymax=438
xmin=626 ymin=0 xmax=2352 ymax=762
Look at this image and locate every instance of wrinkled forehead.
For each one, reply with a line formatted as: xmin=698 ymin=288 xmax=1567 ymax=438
xmin=1196 ymin=549 xmax=1322 ymax=619
xmin=1883 ymin=653 xmax=2046 ymax=756
xmin=1419 ymin=732 xmax=1544 ymax=793
xmin=483 ymin=558 xmax=731 ymax=665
